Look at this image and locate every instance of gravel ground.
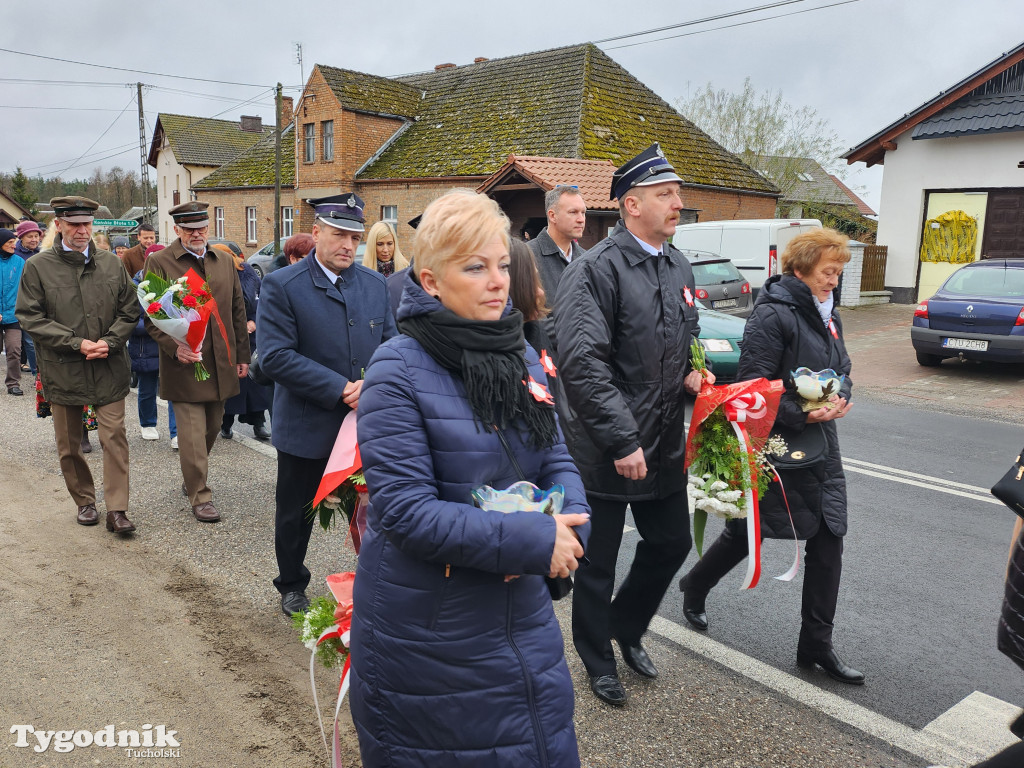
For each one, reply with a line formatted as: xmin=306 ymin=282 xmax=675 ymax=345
xmin=0 ymin=319 xmax=939 ymax=767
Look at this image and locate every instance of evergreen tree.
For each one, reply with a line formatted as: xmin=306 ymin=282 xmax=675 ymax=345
xmin=9 ymin=167 xmax=36 ymax=215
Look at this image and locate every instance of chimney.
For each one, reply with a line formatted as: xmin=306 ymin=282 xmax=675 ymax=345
xmin=240 ymin=115 xmax=263 ymax=133
xmin=474 ymin=57 xmax=488 ymax=63
xmin=280 ymin=96 xmax=294 ymax=127
xmin=434 ymin=62 xmax=456 ymax=71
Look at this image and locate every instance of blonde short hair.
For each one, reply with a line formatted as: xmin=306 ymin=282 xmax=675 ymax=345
xmin=414 ymin=189 xmax=510 ymax=278
xmin=781 ymin=227 xmax=851 ymax=276
xmin=362 ymin=221 xmax=409 ymax=273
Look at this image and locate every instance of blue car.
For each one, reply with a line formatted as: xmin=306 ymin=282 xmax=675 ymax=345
xmin=911 ymin=259 xmax=1024 ymax=366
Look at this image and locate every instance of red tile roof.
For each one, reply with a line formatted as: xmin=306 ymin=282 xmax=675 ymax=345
xmin=829 ymin=174 xmax=876 ymax=216
xmin=478 ymin=155 xmax=619 ymax=211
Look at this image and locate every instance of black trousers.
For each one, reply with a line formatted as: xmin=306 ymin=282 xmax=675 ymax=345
xmin=683 ymin=517 xmax=843 ymax=654
xmin=572 ymin=489 xmax=692 ymax=677
xmin=273 ymin=450 xmax=329 ymax=596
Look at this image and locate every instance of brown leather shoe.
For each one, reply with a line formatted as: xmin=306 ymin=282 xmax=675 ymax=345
xmin=192 ymin=501 xmax=220 ymax=522
xmin=76 ymin=503 xmax=99 ymax=525
xmin=105 ymin=510 xmax=136 ymax=534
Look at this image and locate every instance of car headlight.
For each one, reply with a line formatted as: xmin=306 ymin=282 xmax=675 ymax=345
xmin=699 ymin=339 xmax=734 ymax=352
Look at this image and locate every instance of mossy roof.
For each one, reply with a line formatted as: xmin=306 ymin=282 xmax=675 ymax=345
xmin=317 ymin=64 xmax=423 ymax=117
xmin=358 ymin=43 xmax=776 ymax=194
xmin=155 ymin=113 xmax=275 ymax=167
xmin=194 ymin=125 xmax=295 ymax=189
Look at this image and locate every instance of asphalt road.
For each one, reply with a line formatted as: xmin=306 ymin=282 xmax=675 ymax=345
xmin=647 ymin=397 xmax=1024 ymax=735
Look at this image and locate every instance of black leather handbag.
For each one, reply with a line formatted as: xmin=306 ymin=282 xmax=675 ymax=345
xmin=491 ymin=426 xmax=574 ymax=601
xmin=992 ymin=447 xmax=1024 ymax=519
xmin=247 ymin=348 xmax=273 ymax=387
xmin=768 ymin=422 xmax=827 ymax=470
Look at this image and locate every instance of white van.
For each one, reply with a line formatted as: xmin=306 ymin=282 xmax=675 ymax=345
xmin=673 ymin=219 xmax=822 ymax=292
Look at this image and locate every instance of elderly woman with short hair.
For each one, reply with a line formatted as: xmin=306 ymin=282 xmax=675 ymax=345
xmin=351 ymin=189 xmax=590 ymax=767
xmin=679 ymin=227 xmax=862 ymax=684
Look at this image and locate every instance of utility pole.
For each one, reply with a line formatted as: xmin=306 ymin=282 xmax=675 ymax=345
xmin=274 ymin=83 xmax=282 ymax=258
xmin=137 ymin=82 xmax=151 ymax=228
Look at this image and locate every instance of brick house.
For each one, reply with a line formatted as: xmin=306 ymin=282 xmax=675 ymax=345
xmin=193 ymin=122 xmax=297 ymax=255
xmin=148 ymin=112 xmax=277 ymax=245
xmin=291 ymin=43 xmax=778 ymax=252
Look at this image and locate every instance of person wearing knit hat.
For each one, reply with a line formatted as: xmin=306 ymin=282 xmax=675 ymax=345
xmin=0 ymin=229 xmax=26 ymax=395
xmin=110 ymin=237 xmax=129 ymax=258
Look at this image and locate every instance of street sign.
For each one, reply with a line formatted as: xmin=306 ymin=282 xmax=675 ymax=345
xmin=92 ymin=219 xmax=137 ymax=227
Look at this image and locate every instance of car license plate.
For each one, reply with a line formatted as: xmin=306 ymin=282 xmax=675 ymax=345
xmin=942 ymin=337 xmax=988 ymax=351
xmin=712 ymin=299 xmax=738 ymax=309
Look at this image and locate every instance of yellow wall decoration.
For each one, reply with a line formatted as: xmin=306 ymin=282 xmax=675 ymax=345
xmin=920 ymin=209 xmax=979 ymax=264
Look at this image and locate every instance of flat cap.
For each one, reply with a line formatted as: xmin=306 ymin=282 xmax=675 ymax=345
xmin=611 ymin=143 xmax=682 ymax=201
xmin=50 ymin=196 xmax=100 ymax=223
xmin=307 ymin=193 xmax=365 ymax=232
xmin=169 ymin=200 xmax=210 ymax=229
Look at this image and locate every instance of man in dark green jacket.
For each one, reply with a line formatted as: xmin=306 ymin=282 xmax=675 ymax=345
xmin=16 ymin=196 xmax=139 ymax=534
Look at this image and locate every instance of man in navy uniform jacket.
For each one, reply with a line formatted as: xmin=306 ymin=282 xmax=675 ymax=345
xmin=257 ymin=192 xmax=396 ymax=616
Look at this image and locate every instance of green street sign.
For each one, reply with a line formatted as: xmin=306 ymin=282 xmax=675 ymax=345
xmin=93 ymin=219 xmax=137 ymax=227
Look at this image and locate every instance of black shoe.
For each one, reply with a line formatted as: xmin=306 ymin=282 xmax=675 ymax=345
xmin=220 ymin=427 xmax=233 ymax=440
xmin=81 ymin=437 xmax=92 ymax=454
xmin=8 ymin=385 xmax=23 ymax=396
xmin=615 ymin=638 xmax=658 ymax=679
xmin=589 ymin=674 xmax=627 ymax=706
xmin=281 ymin=591 xmax=310 ymax=616
xmin=252 ymin=424 xmax=271 ymax=441
xmin=797 ymin=648 xmax=865 ymax=685
xmin=679 ymin=576 xmax=709 ymax=631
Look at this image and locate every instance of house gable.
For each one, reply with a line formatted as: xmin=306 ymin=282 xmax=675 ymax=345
xmin=147 ymin=113 xmax=275 ymax=168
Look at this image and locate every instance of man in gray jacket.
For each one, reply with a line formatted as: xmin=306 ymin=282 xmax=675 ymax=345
xmin=527 ymin=185 xmax=587 ymax=304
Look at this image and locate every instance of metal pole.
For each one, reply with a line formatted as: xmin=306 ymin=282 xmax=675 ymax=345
xmin=274 ymin=83 xmax=282 ymax=257
xmin=137 ymin=82 xmax=151 ymax=230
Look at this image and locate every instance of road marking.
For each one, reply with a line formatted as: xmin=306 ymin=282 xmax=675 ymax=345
xmin=924 ymin=691 xmax=1019 ymax=758
xmin=648 ymin=615 xmax=997 ymax=766
xmin=841 ymin=462 xmax=1002 ymax=505
xmin=842 ymin=458 xmax=994 ymax=494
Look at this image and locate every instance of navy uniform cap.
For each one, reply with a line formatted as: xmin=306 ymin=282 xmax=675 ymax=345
xmin=611 ymin=143 xmax=683 ymax=201
xmin=169 ymin=201 xmax=210 ymax=229
xmin=308 ymin=193 xmax=365 ymax=232
xmin=50 ymin=195 xmax=100 ymax=223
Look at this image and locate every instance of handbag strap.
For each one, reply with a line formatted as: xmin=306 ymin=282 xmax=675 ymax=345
xmin=493 ymin=424 xmax=527 ymax=482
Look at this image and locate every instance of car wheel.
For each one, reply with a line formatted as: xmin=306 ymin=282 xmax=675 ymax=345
xmin=915 ymin=350 xmax=943 ymax=367
xmin=252 ymin=264 xmax=264 ymax=279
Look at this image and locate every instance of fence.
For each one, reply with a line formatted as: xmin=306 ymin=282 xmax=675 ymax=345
xmin=860 ymin=245 xmax=888 ymax=291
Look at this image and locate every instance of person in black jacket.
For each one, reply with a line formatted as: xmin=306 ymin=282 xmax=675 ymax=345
xmin=679 ymin=227 xmax=862 ymax=684
xmin=554 ymin=144 xmax=713 ymax=706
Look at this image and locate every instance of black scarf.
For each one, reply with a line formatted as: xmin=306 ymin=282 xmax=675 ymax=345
xmin=377 ymin=259 xmax=396 ymax=278
xmin=399 ymin=307 xmax=557 ymax=449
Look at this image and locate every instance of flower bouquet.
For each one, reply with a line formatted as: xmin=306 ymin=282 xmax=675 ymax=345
xmin=685 ymin=341 xmax=786 ymax=589
xmin=293 ymin=571 xmax=354 ymax=768
xmin=311 ymin=411 xmax=367 ymax=553
xmin=138 ymin=269 xmax=229 ymax=381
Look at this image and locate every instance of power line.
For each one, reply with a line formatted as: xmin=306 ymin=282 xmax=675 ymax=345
xmin=55 ymin=94 xmax=136 ymax=177
xmin=0 ymin=46 xmax=270 ymax=88
xmin=593 ymin=0 xmax=813 ymax=44
xmin=23 ymin=142 xmax=139 ymax=173
xmin=0 ymin=104 xmax=132 ymax=111
xmin=604 ymin=0 xmax=861 ymax=50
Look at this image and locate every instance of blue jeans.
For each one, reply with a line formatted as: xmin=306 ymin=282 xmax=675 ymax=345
xmin=22 ymin=331 xmax=36 ymax=374
xmin=137 ymin=370 xmax=176 ymax=437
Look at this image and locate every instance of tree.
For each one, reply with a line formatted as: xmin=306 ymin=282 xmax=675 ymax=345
xmin=676 ymin=78 xmax=847 ymax=202
xmin=9 ymin=167 xmax=36 ymax=215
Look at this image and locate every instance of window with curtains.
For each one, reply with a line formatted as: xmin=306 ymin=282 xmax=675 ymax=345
xmin=246 ymin=207 xmax=257 ymax=243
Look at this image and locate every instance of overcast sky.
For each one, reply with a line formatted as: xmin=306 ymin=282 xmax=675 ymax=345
xmin=2 ymin=0 xmax=1020 ymax=212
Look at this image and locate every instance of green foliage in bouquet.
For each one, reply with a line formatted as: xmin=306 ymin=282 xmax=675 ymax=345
xmin=292 ymin=596 xmax=348 ymax=669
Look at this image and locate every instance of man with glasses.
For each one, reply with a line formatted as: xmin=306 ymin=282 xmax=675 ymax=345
xmin=16 ymin=196 xmax=140 ymax=534
xmin=143 ymin=201 xmax=249 ymax=523
xmin=528 ymin=184 xmax=587 ymax=303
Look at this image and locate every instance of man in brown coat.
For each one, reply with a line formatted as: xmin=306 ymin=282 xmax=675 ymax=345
xmin=120 ymin=223 xmax=156 ymax=277
xmin=16 ymin=196 xmax=139 ymax=534
xmin=143 ymin=201 xmax=249 ymax=522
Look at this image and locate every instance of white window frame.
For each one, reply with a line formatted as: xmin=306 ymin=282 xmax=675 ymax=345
xmin=214 ymin=207 xmax=225 ymax=239
xmin=381 ymin=205 xmax=398 ymax=230
xmin=282 ymin=206 xmax=294 ymax=238
xmin=246 ymin=206 xmax=257 ymax=243
xmin=322 ymin=120 xmax=334 ymax=162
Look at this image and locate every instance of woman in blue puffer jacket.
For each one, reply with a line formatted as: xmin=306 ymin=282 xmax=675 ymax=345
xmin=351 ymin=190 xmax=591 ymax=768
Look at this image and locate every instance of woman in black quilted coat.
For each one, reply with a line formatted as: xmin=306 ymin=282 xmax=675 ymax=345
xmin=679 ymin=228 xmax=863 ymax=684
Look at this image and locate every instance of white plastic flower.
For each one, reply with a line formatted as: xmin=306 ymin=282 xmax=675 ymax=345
xmin=143 ymin=292 xmax=156 ymax=302
xmin=690 ymin=488 xmax=708 ymax=499
xmin=716 ymin=490 xmax=742 ymax=503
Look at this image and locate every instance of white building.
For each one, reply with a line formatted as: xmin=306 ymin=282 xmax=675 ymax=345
xmin=843 ymin=40 xmax=1024 ymax=303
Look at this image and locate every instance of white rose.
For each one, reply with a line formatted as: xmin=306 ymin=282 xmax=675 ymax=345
xmin=138 ymin=280 xmax=149 ymax=290
xmin=143 ymin=293 xmax=156 ymax=303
